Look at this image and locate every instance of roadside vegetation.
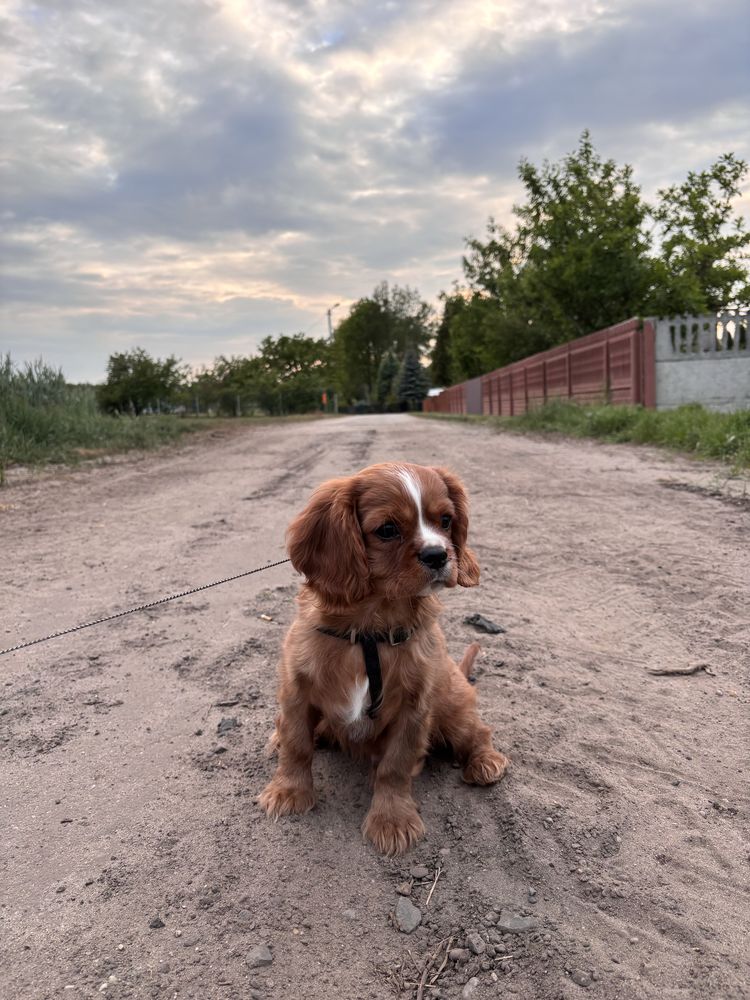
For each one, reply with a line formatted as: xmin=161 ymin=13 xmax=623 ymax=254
xmin=422 ymin=401 xmax=750 ymax=470
xmin=0 ymin=357 xmax=209 ymax=483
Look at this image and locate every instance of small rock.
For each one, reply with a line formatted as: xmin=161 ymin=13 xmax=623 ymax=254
xmin=396 ymin=881 xmax=412 ymax=896
xmin=149 ymin=917 xmax=165 ymax=929
xmin=449 ymin=948 xmax=470 ymax=963
xmin=181 ymin=934 xmax=200 ymax=948
xmin=394 ymin=896 xmax=422 ymax=934
xmin=217 ymin=716 xmax=240 ymax=735
xmin=496 ymin=913 xmax=537 ymax=934
xmin=463 ymin=977 xmax=480 ymax=999
xmin=571 ymin=969 xmax=592 ymax=987
xmin=247 ymin=944 xmax=273 ymax=968
xmin=464 ymin=613 xmax=506 ymax=634
xmin=342 ymin=909 xmax=357 ymax=921
xmin=466 ymin=931 xmax=485 ymax=955
xmin=410 ymin=865 xmax=430 ymax=879
xmin=56 ymin=885 xmax=66 ymax=894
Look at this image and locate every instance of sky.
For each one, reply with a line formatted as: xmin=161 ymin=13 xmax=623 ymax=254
xmin=2 ymin=0 xmax=749 ymax=383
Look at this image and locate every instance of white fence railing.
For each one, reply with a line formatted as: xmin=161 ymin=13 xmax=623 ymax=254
xmin=655 ymin=311 xmax=748 ymax=361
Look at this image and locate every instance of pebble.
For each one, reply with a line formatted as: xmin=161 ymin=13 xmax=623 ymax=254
xmin=217 ymin=716 xmax=240 ymax=735
xmin=410 ymin=865 xmax=430 ymax=879
xmin=462 ymin=977 xmax=480 ymax=999
xmin=449 ymin=948 xmax=470 ymax=963
xmin=247 ymin=944 xmax=274 ymax=968
xmin=342 ymin=909 xmax=357 ymax=921
xmin=394 ymin=896 xmax=422 ymax=934
xmin=571 ymin=969 xmax=592 ymax=987
xmin=395 ymin=882 xmax=412 ymax=896
xmin=495 ymin=913 xmax=538 ymax=934
xmin=466 ymin=931 xmax=485 ymax=955
xmin=149 ymin=917 xmax=165 ymax=929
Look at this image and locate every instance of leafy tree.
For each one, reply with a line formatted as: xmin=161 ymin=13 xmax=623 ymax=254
xmin=464 ymin=132 xmax=653 ymax=348
xmin=431 ymin=294 xmax=463 ymax=386
xmin=97 ymin=349 xmax=186 ymax=414
xmin=375 ymin=348 xmax=400 ymax=408
xmin=333 ymin=283 xmax=433 ymax=404
xmin=396 ymin=349 xmax=430 ymax=410
xmin=649 ymin=153 xmax=750 ymax=314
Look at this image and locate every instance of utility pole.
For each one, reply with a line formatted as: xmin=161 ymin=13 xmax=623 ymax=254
xmin=327 ymin=302 xmax=340 ymax=414
xmin=327 ymin=302 xmax=340 ymax=340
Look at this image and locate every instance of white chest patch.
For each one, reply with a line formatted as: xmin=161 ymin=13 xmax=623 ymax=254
xmin=345 ymin=675 xmax=371 ymax=724
xmin=397 ymin=468 xmax=445 ymax=548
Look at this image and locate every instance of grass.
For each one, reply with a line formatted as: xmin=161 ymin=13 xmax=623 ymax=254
xmin=0 ymin=356 xmax=330 ymax=484
xmin=421 ymin=400 xmax=750 ymax=469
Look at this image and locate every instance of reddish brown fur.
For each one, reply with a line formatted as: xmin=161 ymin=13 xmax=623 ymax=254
xmin=259 ymin=462 xmax=509 ymax=855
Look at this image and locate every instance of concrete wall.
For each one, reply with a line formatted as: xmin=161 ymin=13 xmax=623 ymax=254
xmin=654 ymin=313 xmax=750 ymax=412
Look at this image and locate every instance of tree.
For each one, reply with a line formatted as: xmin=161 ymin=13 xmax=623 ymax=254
xmin=333 ymin=282 xmax=434 ymax=404
xmin=464 ymin=132 xmax=653 ymax=348
xmin=649 ymin=153 xmax=750 ymax=314
xmin=97 ymin=349 xmax=186 ymax=414
xmin=430 ymin=294 xmax=463 ymax=386
xmin=375 ymin=348 xmax=400 ymax=408
xmin=396 ymin=350 xmax=430 ymax=410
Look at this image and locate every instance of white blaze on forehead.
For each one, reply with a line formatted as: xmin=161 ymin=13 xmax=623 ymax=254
xmin=397 ymin=467 xmax=446 ymax=549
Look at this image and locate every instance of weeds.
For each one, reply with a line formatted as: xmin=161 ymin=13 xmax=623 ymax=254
xmin=0 ymin=355 xmax=204 ymax=480
xmin=421 ymin=400 xmax=750 ymax=469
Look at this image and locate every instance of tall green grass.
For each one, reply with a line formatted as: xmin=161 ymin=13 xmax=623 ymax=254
xmin=0 ymin=355 xmax=202 ymax=483
xmin=422 ymin=401 xmax=750 ymax=469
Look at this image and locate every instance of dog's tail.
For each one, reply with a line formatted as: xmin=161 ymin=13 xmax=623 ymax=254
xmin=459 ymin=642 xmax=481 ymax=680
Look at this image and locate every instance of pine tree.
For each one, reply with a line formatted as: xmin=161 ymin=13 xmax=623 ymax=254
xmin=396 ymin=350 xmax=430 ymax=410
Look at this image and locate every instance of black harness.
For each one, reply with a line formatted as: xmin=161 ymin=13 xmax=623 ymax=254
xmin=316 ymin=625 xmax=414 ymax=719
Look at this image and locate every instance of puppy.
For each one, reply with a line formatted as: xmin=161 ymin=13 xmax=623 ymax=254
xmin=259 ymin=462 xmax=509 ymax=855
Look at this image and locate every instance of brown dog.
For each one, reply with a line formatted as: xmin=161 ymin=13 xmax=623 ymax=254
xmin=259 ymin=462 xmax=509 ymax=855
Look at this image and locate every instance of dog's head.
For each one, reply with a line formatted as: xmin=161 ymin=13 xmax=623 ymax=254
xmin=286 ymin=462 xmax=480 ymax=607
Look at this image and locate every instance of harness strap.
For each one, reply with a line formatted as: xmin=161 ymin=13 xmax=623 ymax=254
xmin=316 ymin=625 xmax=415 ymax=719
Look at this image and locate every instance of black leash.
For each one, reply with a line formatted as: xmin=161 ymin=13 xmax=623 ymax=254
xmin=317 ymin=625 xmax=414 ymax=718
xmin=0 ymin=558 xmax=292 ymax=657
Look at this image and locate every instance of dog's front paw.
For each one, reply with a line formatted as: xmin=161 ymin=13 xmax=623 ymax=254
xmin=463 ymin=749 xmax=510 ymax=785
xmin=259 ymin=778 xmax=315 ymax=819
xmin=362 ymin=802 xmax=425 ymax=856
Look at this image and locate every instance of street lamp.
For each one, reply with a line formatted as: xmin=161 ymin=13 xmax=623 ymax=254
xmin=326 ymin=302 xmax=340 ymax=340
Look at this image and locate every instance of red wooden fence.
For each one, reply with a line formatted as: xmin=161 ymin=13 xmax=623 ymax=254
xmin=424 ymin=317 xmax=656 ymax=415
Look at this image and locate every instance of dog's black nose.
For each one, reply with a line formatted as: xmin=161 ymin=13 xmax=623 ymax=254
xmin=418 ymin=545 xmax=448 ymax=570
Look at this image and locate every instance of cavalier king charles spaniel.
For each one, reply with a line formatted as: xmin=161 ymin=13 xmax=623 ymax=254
xmin=259 ymin=462 xmax=509 ymax=855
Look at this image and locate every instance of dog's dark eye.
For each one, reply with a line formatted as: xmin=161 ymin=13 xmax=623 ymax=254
xmin=375 ymin=522 xmax=400 ymax=540
xmin=441 ymin=514 xmax=452 ymax=530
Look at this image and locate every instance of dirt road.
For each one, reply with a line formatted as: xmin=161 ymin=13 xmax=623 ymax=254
xmin=2 ymin=414 xmax=748 ymax=1000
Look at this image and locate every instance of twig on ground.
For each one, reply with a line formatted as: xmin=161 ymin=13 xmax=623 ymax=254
xmin=425 ymin=864 xmax=442 ymax=907
xmin=646 ymin=663 xmax=715 ymax=676
xmin=416 ymin=937 xmax=451 ymax=1000
xmin=429 ymin=936 xmax=454 ymax=988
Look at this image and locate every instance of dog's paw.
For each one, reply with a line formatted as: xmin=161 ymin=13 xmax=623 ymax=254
xmin=362 ymin=803 xmax=425 ymax=856
xmin=258 ymin=778 xmax=315 ymax=819
xmin=463 ymin=749 xmax=510 ymax=785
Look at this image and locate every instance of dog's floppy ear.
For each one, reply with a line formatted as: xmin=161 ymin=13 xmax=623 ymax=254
xmin=433 ymin=467 xmax=480 ymax=587
xmin=286 ymin=476 xmax=370 ymax=605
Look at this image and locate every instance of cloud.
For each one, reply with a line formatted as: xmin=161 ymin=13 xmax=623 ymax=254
xmin=1 ymin=0 xmax=748 ymax=381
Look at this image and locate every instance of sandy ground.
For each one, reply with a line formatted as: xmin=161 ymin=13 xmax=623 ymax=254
xmin=1 ymin=414 xmax=748 ymax=1000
